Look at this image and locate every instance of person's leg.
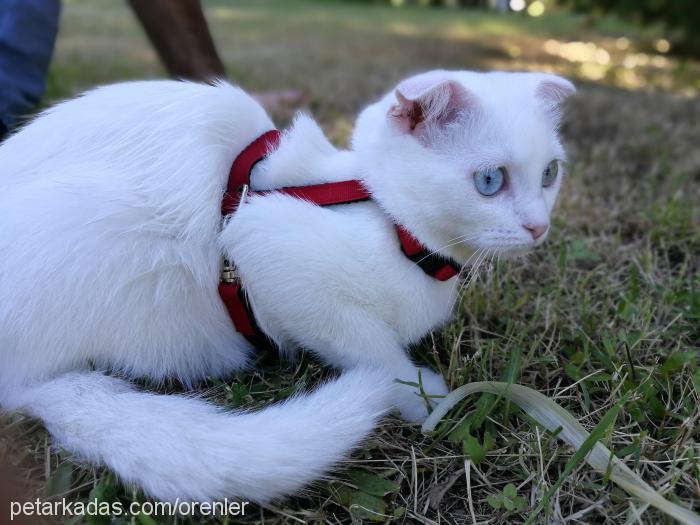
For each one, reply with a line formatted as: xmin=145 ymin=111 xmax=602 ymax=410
xmin=127 ymin=0 xmax=225 ymax=82
xmin=0 ymin=0 xmax=61 ymax=137
xmin=127 ymin=0 xmax=304 ymax=113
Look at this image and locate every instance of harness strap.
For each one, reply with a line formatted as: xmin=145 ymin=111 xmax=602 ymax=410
xmin=222 ymin=130 xmax=282 ymax=214
xmin=219 ymin=130 xmax=460 ymax=344
xmin=396 ymin=226 xmax=460 ymax=281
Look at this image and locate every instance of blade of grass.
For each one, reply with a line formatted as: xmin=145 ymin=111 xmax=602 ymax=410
xmin=522 ymin=391 xmax=629 ymax=525
xmin=422 ymin=382 xmax=700 ymax=525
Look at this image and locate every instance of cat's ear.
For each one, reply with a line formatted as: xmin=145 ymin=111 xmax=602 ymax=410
xmin=535 ymin=75 xmax=576 ymax=122
xmin=389 ymin=71 xmax=472 ymax=134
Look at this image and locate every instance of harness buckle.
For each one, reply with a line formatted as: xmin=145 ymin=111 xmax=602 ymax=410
xmin=221 ymin=258 xmax=240 ymax=284
xmin=221 ymin=184 xmax=250 ymax=285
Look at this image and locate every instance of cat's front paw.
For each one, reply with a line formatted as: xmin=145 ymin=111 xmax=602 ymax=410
xmin=393 ymin=367 xmax=449 ymax=423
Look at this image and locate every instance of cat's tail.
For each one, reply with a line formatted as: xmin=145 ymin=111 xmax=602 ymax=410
xmin=6 ymin=368 xmax=395 ymax=502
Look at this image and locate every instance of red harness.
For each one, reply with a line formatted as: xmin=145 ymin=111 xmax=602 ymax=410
xmin=219 ymin=130 xmax=460 ymax=345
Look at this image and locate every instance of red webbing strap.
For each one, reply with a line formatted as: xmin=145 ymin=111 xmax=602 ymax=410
xmin=396 ymin=225 xmax=424 ymax=257
xmin=434 ymin=264 xmax=460 ymax=281
xmin=222 ymin=131 xmax=371 ymax=212
xmin=222 ymin=130 xmax=282 ymax=214
xmin=254 ymin=179 xmax=371 ymax=206
xmin=220 ymin=130 xmax=280 ymax=343
xmin=395 ymin=225 xmax=460 ymax=282
xmin=218 ymin=283 xmax=256 ymax=337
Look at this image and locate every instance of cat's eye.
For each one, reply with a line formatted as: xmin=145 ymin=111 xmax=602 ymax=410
xmin=474 ymin=167 xmax=506 ymax=196
xmin=542 ymin=160 xmax=559 ymax=187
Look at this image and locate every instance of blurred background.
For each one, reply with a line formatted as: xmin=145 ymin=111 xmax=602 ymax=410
xmin=2 ymin=0 xmax=699 ymax=524
xmin=46 ymin=0 xmax=699 ymax=126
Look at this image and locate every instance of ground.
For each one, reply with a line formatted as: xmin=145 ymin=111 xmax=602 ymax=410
xmin=1 ymin=0 xmax=699 ymax=523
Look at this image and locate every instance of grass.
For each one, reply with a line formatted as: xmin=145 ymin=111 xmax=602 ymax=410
xmin=2 ymin=0 xmax=699 ymax=523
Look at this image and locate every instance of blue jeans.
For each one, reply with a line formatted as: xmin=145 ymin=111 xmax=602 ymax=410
xmin=0 ymin=0 xmax=60 ymax=136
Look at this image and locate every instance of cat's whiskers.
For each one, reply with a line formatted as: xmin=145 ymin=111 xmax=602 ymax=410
xmin=457 ymin=247 xmax=488 ymax=296
xmin=457 ymin=246 xmax=484 ymax=278
xmin=413 ymin=234 xmax=480 ymax=266
xmin=474 ymin=248 xmax=492 ymax=284
xmin=461 ymin=251 xmax=483 ymax=293
xmin=461 ymin=247 xmax=491 ymax=295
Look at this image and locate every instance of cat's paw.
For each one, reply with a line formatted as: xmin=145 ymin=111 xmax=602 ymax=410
xmin=393 ymin=367 xmax=449 ymax=423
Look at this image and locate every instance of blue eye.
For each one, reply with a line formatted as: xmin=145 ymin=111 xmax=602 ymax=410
xmin=542 ymin=160 xmax=559 ymax=187
xmin=474 ymin=167 xmax=506 ymax=196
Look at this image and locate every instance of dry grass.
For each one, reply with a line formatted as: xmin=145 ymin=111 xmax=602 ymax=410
xmin=1 ymin=0 xmax=699 ymax=523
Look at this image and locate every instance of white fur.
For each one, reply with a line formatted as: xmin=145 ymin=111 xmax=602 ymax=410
xmin=0 ymin=71 xmax=573 ymax=502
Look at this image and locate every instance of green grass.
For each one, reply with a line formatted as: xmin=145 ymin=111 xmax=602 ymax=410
xmin=3 ymin=0 xmax=699 ymax=523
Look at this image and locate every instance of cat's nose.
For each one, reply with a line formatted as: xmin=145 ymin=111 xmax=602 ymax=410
xmin=523 ymin=223 xmax=548 ymax=240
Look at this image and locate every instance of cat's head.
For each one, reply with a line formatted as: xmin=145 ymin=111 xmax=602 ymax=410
xmin=353 ymin=70 xmax=575 ymax=262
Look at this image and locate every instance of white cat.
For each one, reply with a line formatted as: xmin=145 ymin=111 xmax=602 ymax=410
xmin=0 ymin=70 xmax=574 ymax=502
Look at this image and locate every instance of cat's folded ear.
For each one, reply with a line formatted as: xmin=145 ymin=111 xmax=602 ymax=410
xmin=389 ymin=71 xmax=473 ymax=135
xmin=535 ymin=75 xmax=576 ymax=123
